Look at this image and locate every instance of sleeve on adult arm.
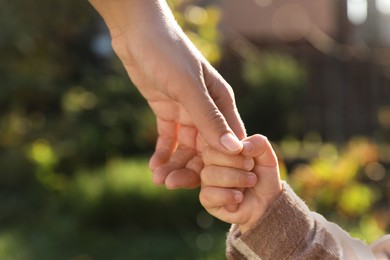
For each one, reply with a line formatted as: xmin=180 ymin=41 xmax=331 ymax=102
xmin=225 ymin=182 xmax=379 ymax=260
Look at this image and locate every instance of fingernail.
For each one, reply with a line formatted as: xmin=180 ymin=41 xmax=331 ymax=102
xmin=233 ymin=190 xmax=243 ymax=203
xmin=242 ymin=141 xmax=254 ymax=153
xmin=220 ymin=133 xmax=243 ymax=152
xmin=247 ymin=173 xmax=257 ymax=186
xmin=244 ymin=158 xmax=254 ymax=171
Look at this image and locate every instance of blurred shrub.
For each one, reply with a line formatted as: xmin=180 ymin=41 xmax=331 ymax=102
xmin=225 ymin=45 xmax=307 ymax=140
xmin=0 ymin=158 xmax=228 ymax=259
xmin=279 ymin=135 xmax=390 ymax=242
xmin=168 ymin=0 xmax=222 ymax=64
xmin=243 ymin=52 xmax=306 ymax=139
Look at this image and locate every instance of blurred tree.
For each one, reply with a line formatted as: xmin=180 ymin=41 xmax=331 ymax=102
xmin=285 ymin=137 xmax=389 ymax=242
xmin=237 ymin=49 xmax=307 ymax=140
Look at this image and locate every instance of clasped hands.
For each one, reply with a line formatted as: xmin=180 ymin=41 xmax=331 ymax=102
xmin=89 ymin=0 xmax=245 ymax=188
xmin=89 ymin=0 xmax=282 ymax=231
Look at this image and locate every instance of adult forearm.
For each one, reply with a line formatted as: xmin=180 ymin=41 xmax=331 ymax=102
xmin=88 ymin=0 xmax=175 ymax=38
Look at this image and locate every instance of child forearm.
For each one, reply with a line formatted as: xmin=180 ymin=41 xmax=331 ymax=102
xmin=226 ymin=182 xmax=382 ymax=260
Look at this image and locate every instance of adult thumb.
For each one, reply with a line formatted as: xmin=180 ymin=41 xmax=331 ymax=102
xmin=180 ymin=63 xmax=245 ymax=154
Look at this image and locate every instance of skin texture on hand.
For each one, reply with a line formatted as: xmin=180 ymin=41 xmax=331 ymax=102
xmin=89 ymin=0 xmax=246 ymax=189
xmin=200 ymin=134 xmax=283 ymax=233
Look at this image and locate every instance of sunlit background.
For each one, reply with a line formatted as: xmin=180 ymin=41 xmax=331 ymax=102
xmin=0 ymin=0 xmax=389 ymax=259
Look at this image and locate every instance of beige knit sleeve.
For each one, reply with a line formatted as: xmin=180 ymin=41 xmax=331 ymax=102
xmin=225 ymin=182 xmax=383 ymax=260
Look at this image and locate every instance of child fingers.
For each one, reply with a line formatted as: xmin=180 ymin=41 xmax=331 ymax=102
xmin=242 ymin=134 xmax=278 ymax=167
xmin=202 ymin=146 xmax=254 ymax=171
xmin=224 ymin=204 xmax=239 ymax=212
xmin=201 ymin=165 xmax=257 ymax=188
xmin=199 ymin=186 xmax=243 ymax=209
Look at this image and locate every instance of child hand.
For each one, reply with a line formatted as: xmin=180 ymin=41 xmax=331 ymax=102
xmin=199 ymin=134 xmax=283 ymax=233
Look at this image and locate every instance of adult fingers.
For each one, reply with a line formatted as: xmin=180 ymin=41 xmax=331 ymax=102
xmin=201 ymin=165 xmax=257 ymax=188
xmin=149 ymin=118 xmax=178 ymax=172
xmin=202 ymin=62 xmax=246 ymax=141
xmin=164 ymin=155 xmax=203 ymax=189
xmin=176 ymin=62 xmax=243 ymax=155
xmin=152 ymin=145 xmax=196 ymax=185
xmin=151 ymin=123 xmax=198 ymax=186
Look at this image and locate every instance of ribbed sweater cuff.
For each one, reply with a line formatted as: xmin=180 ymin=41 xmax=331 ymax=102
xmin=226 ymin=181 xmax=314 ymax=259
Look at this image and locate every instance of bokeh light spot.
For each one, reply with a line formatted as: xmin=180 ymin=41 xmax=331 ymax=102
xmin=376 ymin=0 xmax=390 ymax=14
xmin=195 ymin=233 xmax=213 ymax=251
xmin=30 ymin=139 xmax=57 ymax=167
xmin=365 ymin=162 xmax=386 ymax=181
xmin=185 ymin=6 xmax=207 ymax=25
xmin=347 ymin=0 xmax=367 ymax=25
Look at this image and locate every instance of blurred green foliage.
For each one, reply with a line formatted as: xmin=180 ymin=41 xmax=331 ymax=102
xmin=0 ymin=158 xmax=228 ymax=259
xmin=168 ymin=0 xmax=222 ymax=64
xmin=222 ymin=39 xmax=307 ymax=139
xmin=0 ymin=0 xmax=155 ymax=187
xmin=239 ymin=51 xmax=306 ymax=139
xmin=280 ymin=135 xmax=390 ymax=242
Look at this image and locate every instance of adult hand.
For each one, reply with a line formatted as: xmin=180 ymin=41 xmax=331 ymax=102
xmin=200 ymin=135 xmax=283 ymax=233
xmin=89 ymin=0 xmax=246 ymax=188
